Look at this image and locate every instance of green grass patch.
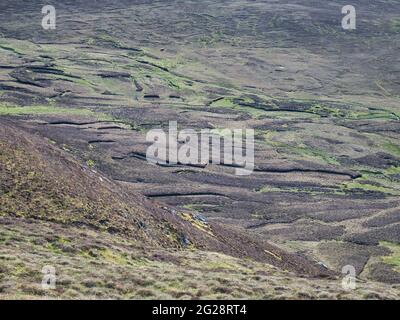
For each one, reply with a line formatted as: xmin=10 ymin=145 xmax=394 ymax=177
xmin=0 ymin=44 xmax=23 ymax=55
xmin=383 ymin=142 xmax=400 ymax=157
xmin=384 ymin=166 xmax=400 ymax=175
xmin=342 ymin=170 xmax=400 ymax=195
xmin=256 ymin=186 xmax=300 ymax=193
xmin=0 ymin=105 xmax=111 ymax=119
xmin=308 ymin=103 xmax=346 ymax=118
xmin=86 ymin=159 xmax=95 ymax=167
xmin=380 ymin=242 xmax=400 ymax=272
xmin=341 ymin=179 xmax=399 ymax=195
xmin=88 ymin=33 xmax=139 ymax=52
xmin=388 ymin=18 xmax=400 ymax=33
xmin=348 ymin=110 xmax=398 ymax=120
xmin=137 ymin=54 xmax=183 ymax=71
xmin=256 ymin=185 xmax=344 ymax=196
xmin=210 ymin=97 xmax=266 ymax=118
xmin=47 ymin=73 xmax=96 ymax=89
xmin=136 ymin=57 xmax=193 ymax=91
xmin=100 ymin=249 xmax=128 ymax=266
xmin=290 ymin=145 xmax=339 ymax=165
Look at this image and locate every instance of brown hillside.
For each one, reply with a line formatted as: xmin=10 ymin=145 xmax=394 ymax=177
xmin=0 ymin=118 xmax=331 ymax=277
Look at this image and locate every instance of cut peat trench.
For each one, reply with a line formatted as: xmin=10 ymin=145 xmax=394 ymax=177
xmin=88 ymin=139 xmax=116 ymax=144
xmin=111 ymin=150 xmax=362 ymax=181
xmin=254 ymin=168 xmax=361 ymax=179
xmin=97 ymin=126 xmax=125 ymax=130
xmin=45 ymin=120 xmax=126 ymax=126
xmin=112 ymin=151 xmax=208 ymax=169
xmin=112 ymin=152 xmax=361 ymax=180
xmin=145 ymin=191 xmax=231 ymax=199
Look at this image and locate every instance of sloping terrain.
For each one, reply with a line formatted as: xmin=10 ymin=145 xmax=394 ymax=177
xmin=0 ymin=0 xmax=399 ymax=298
xmin=1 ymin=118 xmax=332 ymax=274
xmin=0 ymin=119 xmax=399 ymax=299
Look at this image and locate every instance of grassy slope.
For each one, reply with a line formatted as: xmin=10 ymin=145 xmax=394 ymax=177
xmin=0 ymin=119 xmax=399 ymax=299
xmin=0 ymin=0 xmax=399 ymax=298
xmin=1 ymin=217 xmax=399 ymax=300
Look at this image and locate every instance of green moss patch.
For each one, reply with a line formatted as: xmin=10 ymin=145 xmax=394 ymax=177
xmin=380 ymin=242 xmax=400 ymax=272
xmin=341 ymin=180 xmax=399 ymax=195
xmin=383 ymin=142 xmax=400 ymax=158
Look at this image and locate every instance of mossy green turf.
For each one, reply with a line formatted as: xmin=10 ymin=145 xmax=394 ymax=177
xmin=381 ymin=242 xmax=400 ymax=272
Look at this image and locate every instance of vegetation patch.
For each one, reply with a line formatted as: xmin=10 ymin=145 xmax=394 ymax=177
xmin=287 ymin=144 xmax=339 ymax=165
xmin=308 ymin=103 xmax=346 ymax=118
xmin=388 ymin=18 xmax=400 ymax=33
xmin=0 ymin=104 xmax=108 ymax=119
xmin=380 ymin=242 xmax=400 ymax=272
xmin=341 ymin=179 xmax=399 ymax=195
xmin=384 ymin=166 xmax=400 ymax=176
xmin=210 ymin=97 xmax=266 ymax=118
xmin=179 ymin=212 xmax=214 ymax=237
xmin=0 ymin=43 xmax=23 ymax=56
xmin=383 ymin=142 xmax=400 ymax=158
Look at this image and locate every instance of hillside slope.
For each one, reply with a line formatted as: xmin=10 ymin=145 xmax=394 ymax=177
xmin=0 ymin=0 xmax=399 ymax=299
xmin=1 ymin=118 xmax=317 ymax=269
xmin=0 ymin=118 xmax=399 ymax=299
xmin=0 ymin=0 xmax=399 ymax=285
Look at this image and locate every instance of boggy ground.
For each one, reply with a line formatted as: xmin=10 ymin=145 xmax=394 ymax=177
xmin=0 ymin=0 xmax=400 ymax=297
